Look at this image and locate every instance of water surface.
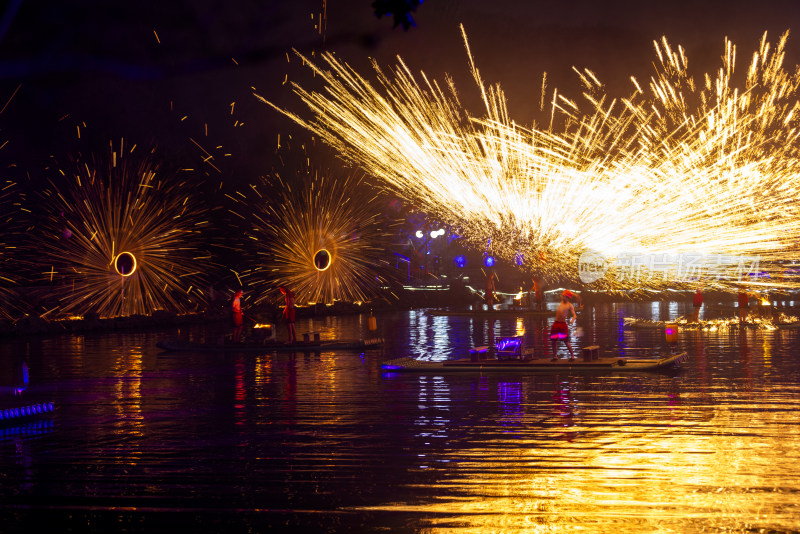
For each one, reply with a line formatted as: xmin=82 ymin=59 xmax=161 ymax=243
xmin=1 ymin=301 xmax=799 ymax=532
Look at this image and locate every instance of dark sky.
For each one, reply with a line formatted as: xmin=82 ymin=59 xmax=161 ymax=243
xmin=1 ymin=0 xmax=798 ymax=188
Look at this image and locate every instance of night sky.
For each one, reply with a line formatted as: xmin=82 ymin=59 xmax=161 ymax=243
xmin=1 ymin=0 xmax=798 ymax=188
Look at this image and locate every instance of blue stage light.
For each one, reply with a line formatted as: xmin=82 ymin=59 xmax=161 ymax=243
xmin=484 ymin=255 xmax=495 ymax=267
xmin=454 ymin=255 xmax=467 ymax=268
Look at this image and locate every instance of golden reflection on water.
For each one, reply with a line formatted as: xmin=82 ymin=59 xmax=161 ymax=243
xmin=360 ymin=371 xmax=800 ymax=532
xmin=762 ymin=330 xmax=773 ymax=369
xmin=254 ymin=353 xmax=273 ymax=385
xmin=111 ymin=344 xmax=144 ymax=439
xmin=515 ymin=318 xmax=525 ymax=337
xmin=8 ymin=305 xmax=796 ymax=532
xmin=359 ymin=306 xmax=800 ymax=534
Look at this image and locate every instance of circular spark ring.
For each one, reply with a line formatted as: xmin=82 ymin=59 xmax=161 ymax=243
xmin=114 ymin=251 xmax=137 ymax=277
xmin=313 ymin=249 xmax=332 ymax=272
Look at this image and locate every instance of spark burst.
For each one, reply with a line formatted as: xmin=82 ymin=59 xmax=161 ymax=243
xmin=258 ymin=27 xmax=800 ymax=292
xmin=39 ymin=143 xmax=212 ymax=318
xmin=233 ymin=164 xmax=397 ymax=306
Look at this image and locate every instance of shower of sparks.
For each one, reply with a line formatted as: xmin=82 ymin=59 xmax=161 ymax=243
xmin=0 ymin=85 xmax=28 ymax=319
xmin=258 ymin=27 xmax=800 ymax=292
xmin=232 ymin=161 xmax=398 ymax=306
xmin=0 ymin=179 xmax=28 ymax=319
xmin=39 ymin=143 xmax=212 ymax=318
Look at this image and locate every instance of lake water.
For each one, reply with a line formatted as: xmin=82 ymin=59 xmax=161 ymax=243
xmin=1 ymin=301 xmax=800 ymax=533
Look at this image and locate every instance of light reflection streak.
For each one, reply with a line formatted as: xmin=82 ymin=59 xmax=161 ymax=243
xmin=498 ymin=381 xmax=524 ymax=427
xmin=111 ymin=345 xmax=144 ymax=447
xmin=235 ymin=357 xmax=246 ymax=426
xmin=650 ymin=302 xmax=660 ymax=322
xmin=762 ymin=330 xmax=773 ymax=368
xmin=514 ymin=318 xmax=525 ymax=337
xmin=414 ymin=375 xmax=452 ymax=469
xmin=253 ymin=353 xmax=273 ymax=388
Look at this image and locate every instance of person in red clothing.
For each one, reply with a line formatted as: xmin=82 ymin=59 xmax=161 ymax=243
xmin=279 ymin=286 xmax=297 ymax=343
xmin=737 ymin=287 xmax=750 ymax=323
xmin=485 ymin=271 xmax=496 ymax=311
xmin=550 ymin=291 xmax=577 ymax=360
xmin=231 ymin=290 xmax=244 ymax=342
xmin=532 ymin=276 xmax=545 ymax=311
xmin=691 ymin=286 xmax=704 ymax=322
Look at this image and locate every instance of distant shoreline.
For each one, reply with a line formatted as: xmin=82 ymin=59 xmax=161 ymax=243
xmin=1 ymin=286 xmax=798 ymax=340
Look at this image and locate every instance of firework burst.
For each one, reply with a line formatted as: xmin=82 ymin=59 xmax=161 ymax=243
xmin=39 ymin=142 xmax=212 ymax=318
xmin=259 ymin=28 xmax=800 ymax=292
xmin=233 ymin=163 xmax=398 ymax=306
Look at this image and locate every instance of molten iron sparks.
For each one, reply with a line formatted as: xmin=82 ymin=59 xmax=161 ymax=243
xmin=259 ymin=28 xmax=800 ymax=292
xmin=0 ymin=179 xmax=28 ymax=319
xmin=232 ymin=164 xmax=398 ymax=306
xmin=39 ymin=143 xmax=212 ymax=318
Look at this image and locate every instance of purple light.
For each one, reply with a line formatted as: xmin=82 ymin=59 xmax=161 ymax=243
xmin=0 ymin=403 xmax=55 ymax=425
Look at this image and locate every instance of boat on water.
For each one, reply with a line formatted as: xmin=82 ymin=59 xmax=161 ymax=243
xmin=381 ymin=336 xmax=688 ymax=373
xmin=157 ymin=337 xmax=384 ymax=353
xmin=382 ymin=351 xmax=688 ymax=373
xmin=428 ymin=308 xmax=555 ymax=318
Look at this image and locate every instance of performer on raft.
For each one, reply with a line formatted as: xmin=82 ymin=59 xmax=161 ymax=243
xmin=550 ymin=290 xmax=577 ymax=360
xmin=691 ymin=285 xmax=704 ymax=322
xmin=231 ymin=290 xmax=244 ymax=343
xmin=737 ymin=286 xmax=750 ymax=324
xmin=485 ymin=271 xmax=496 ymax=311
xmin=279 ymin=286 xmax=297 ymax=343
xmin=532 ymin=276 xmax=545 ymax=311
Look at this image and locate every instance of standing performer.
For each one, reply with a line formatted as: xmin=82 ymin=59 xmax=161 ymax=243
xmin=231 ymin=290 xmax=244 ymax=342
xmin=279 ymin=286 xmax=297 ymax=343
xmin=738 ymin=287 xmax=750 ymax=324
xmin=692 ymin=286 xmax=704 ymax=322
xmin=485 ymin=271 xmax=496 ymax=311
xmin=550 ymin=291 xmax=577 ymax=360
xmin=532 ymin=276 xmax=545 ymax=311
